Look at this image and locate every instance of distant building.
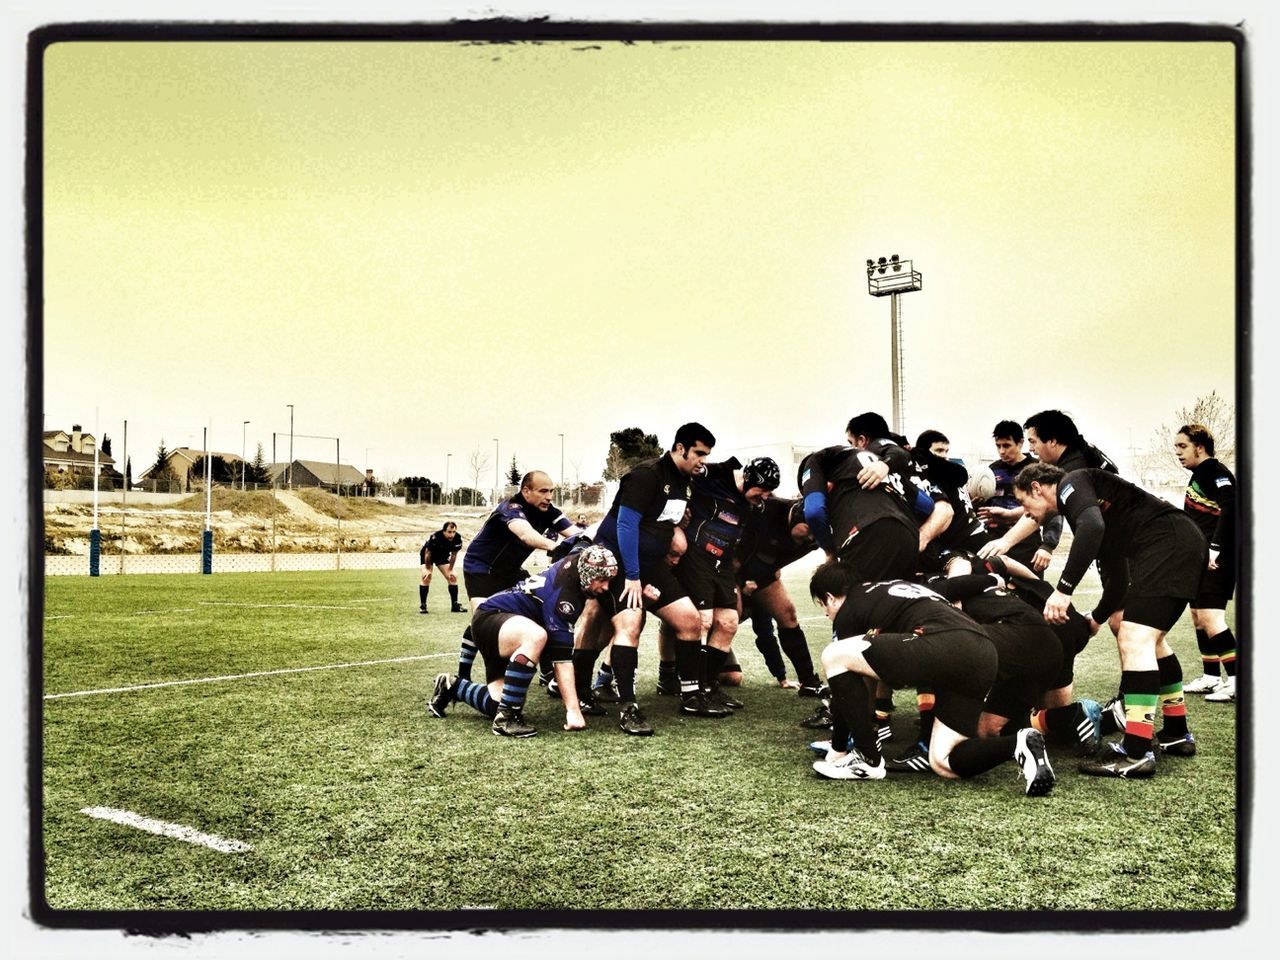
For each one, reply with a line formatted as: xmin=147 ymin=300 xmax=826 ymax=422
xmin=43 ymin=424 xmax=116 ymax=477
xmin=137 ymin=447 xmax=245 ymax=490
xmin=266 ymin=459 xmax=367 ymax=491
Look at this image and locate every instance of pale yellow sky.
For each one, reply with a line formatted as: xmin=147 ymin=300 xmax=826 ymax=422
xmin=40 ymin=38 xmax=1237 ymax=485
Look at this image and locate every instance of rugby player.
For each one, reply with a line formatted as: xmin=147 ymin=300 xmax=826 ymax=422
xmin=452 ymin=471 xmax=584 ymax=681
xmin=581 ymin=423 xmax=717 ymax=733
xmin=975 ymin=420 xmax=1061 ymax=576
xmin=418 ymin=521 xmax=464 ymax=613
xmin=1174 ymin=424 xmax=1239 ymax=702
xmin=806 ymin=562 xmax=1056 ymax=797
xmin=1014 ymin=463 xmax=1207 ymax=777
xmin=428 ymin=545 xmax=620 ymax=737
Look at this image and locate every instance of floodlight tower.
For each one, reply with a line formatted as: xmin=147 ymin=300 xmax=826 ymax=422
xmin=865 ymin=254 xmax=923 ymax=435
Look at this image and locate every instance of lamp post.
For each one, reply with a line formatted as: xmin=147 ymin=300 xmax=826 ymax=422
xmin=242 ymin=421 xmax=250 ymax=491
xmin=286 ymin=404 xmax=294 ymax=489
xmin=445 ymin=452 xmax=452 ymax=505
xmin=865 ymin=254 xmax=923 ymax=435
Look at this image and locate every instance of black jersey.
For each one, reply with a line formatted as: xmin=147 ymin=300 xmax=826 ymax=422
xmin=595 ymin=453 xmax=694 ymax=579
xmin=912 ymin=450 xmax=986 ymax=549
xmin=737 ymin=497 xmax=815 ymax=581
xmin=1056 ymin=442 xmax=1118 ymax=475
xmin=799 ymin=446 xmax=917 ymax=551
xmin=421 ymin=530 xmax=463 ymax=565
xmin=1055 ymin=468 xmax=1180 ymax=594
xmin=831 ymin=579 xmax=979 ymax=640
xmin=1184 ymin=458 xmax=1237 ymax=552
xmin=686 ymin=458 xmax=750 ymax=560
xmin=926 ymin=573 xmax=1045 ymax=627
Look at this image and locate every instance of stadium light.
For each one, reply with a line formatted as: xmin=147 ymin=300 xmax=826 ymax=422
xmin=866 ymin=253 xmax=923 ymax=434
xmin=242 ymin=421 xmax=250 ymax=491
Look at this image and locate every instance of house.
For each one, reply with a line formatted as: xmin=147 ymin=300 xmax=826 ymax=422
xmin=266 ymin=460 xmax=367 ymax=491
xmin=43 ymin=424 xmax=116 ymax=477
xmin=137 ymin=447 xmax=246 ymax=490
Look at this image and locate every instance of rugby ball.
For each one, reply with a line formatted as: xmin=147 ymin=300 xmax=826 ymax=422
xmin=966 ymin=465 xmax=997 ymax=503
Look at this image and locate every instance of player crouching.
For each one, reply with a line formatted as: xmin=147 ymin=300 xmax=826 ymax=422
xmin=428 ymin=545 xmax=620 ymax=737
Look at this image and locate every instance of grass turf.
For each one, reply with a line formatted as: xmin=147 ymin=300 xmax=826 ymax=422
xmin=38 ymin=565 xmax=1238 ymax=915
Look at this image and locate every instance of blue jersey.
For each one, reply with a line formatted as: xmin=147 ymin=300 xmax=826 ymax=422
xmin=687 ymin=458 xmax=750 ymax=560
xmin=462 ymin=493 xmax=573 ymax=578
xmin=478 ymin=554 xmax=616 ymax=656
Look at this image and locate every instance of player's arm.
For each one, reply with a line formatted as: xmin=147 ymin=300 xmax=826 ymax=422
xmin=978 ymin=513 xmax=1039 ymax=558
xmin=798 ymin=456 xmax=834 ymax=554
xmin=915 ymin=494 xmax=952 ymax=552
xmin=1209 ymin=469 xmax=1236 ymax=569
xmin=1045 ymin=473 xmax=1104 ymax=623
xmin=506 ymin=517 xmax=560 ymax=552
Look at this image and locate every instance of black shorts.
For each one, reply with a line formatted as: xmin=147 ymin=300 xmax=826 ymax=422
xmin=838 ymin=519 xmax=918 ymax=583
xmin=676 ymin=547 xmax=738 ymax=611
xmin=470 ymin=608 xmax=519 ymax=683
xmin=605 ymin=557 xmax=689 ymax=612
xmin=982 ymin=623 xmax=1062 ymax=719
xmin=1193 ymin=560 xmax=1236 ymax=610
xmin=862 ymin=626 xmax=997 ymax=739
xmin=463 ymin=568 xmax=529 ymax=602
xmin=1048 ymin=617 xmax=1091 ymax=688
xmin=1108 ymin=514 xmax=1208 ymax=630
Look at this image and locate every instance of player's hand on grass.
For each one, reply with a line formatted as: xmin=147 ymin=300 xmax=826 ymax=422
xmin=563 ymin=710 xmax=586 ymax=731
xmin=1043 ymin=589 xmax=1072 ymax=624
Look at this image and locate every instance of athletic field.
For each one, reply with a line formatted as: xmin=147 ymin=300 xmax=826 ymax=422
xmin=38 ymin=566 xmax=1238 ymax=918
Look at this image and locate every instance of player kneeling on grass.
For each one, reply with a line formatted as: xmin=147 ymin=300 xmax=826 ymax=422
xmin=428 ymin=546 xmax=620 ymax=737
xmin=807 ymin=561 xmax=1055 ymax=797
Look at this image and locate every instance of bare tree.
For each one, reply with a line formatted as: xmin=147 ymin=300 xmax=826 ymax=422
xmin=469 ymin=447 xmax=491 ymax=494
xmin=1136 ymin=390 xmax=1236 ymax=486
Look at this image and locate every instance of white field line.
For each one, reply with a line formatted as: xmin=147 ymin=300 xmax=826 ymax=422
xmin=80 ymin=806 xmax=252 ymax=854
xmin=196 ymin=600 xmax=383 ymax=611
xmin=44 ymin=653 xmax=452 ymax=700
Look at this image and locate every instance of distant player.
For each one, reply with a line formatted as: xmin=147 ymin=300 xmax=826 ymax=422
xmin=418 ymin=521 xmax=464 ymax=614
xmin=736 ymin=496 xmax=822 ymax=694
xmin=1174 ymin=424 xmax=1239 ymax=702
xmin=452 ymin=471 xmax=583 ymax=680
xmin=975 ymin=420 xmax=1061 ymax=576
xmin=807 ymin=562 xmax=1055 ymax=797
xmin=428 ymin=545 xmax=620 ymax=737
xmin=910 ymin=428 xmax=988 ymax=569
xmin=1014 ymin=463 xmax=1207 ymax=778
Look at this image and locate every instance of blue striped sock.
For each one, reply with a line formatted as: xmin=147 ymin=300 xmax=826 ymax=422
xmin=500 ymin=656 xmax=537 ymax=710
xmin=456 ymin=679 xmax=496 ymax=718
xmin=457 ymin=638 xmax=478 ymax=680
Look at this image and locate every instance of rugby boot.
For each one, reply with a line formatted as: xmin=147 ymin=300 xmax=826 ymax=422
xmin=491 ymin=705 xmax=537 ymax=738
xmin=1014 ymin=728 xmax=1056 ymax=797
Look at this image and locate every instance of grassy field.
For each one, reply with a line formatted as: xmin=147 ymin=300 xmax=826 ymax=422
xmin=38 ymin=564 xmax=1239 ymax=921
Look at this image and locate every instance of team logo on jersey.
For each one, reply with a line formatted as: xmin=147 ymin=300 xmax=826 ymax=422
xmin=1216 ymin=477 xmax=1232 ymax=488
xmin=1060 ymin=482 xmax=1075 ymax=502
xmin=663 ymin=484 xmax=670 ymax=494
xmin=557 ymin=600 xmax=576 ymax=618
xmin=718 ymin=510 xmax=741 ymax=526
xmin=801 ymin=468 xmax=811 ymax=485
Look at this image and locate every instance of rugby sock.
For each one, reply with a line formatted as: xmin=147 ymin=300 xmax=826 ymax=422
xmin=572 ymin=648 xmax=601 ymax=699
xmin=457 ymin=625 xmax=478 ymax=681
xmin=448 ymin=584 xmax=459 ymax=607
xmin=674 ymin=639 xmax=702 ymax=696
xmin=499 ymin=654 xmax=537 ymax=711
xmin=1195 ymin=628 xmax=1220 ymax=679
xmin=828 ymin=672 xmax=880 ymax=764
xmin=754 ymin=631 xmax=787 ymax=681
xmin=611 ymin=645 xmax=638 ymax=703
xmin=418 ymin=585 xmax=428 ymax=608
xmin=1032 ymin=705 xmax=1086 ymax=747
xmin=778 ymin=625 xmax=818 ymax=686
xmin=455 ymin=678 xmax=497 ymax=718
xmin=916 ymin=690 xmax=936 ymax=746
xmin=1156 ymin=654 xmax=1189 ymax=738
xmin=947 ymin=734 xmax=1019 ymax=779
xmin=702 ymin=645 xmax=729 ymax=690
xmin=593 ymin=662 xmax=614 ymax=691
xmin=1211 ymin=629 xmax=1237 ymax=679
xmin=1120 ymin=669 xmax=1160 ymax=757
xmin=657 ymin=658 xmax=678 ymax=692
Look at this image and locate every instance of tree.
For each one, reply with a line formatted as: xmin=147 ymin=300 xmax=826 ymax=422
xmin=450 ymin=486 xmax=486 ymax=507
xmin=124 ymin=456 xmax=133 ymax=489
xmin=1135 ymin=390 xmax=1236 ymax=487
xmin=506 ymin=454 xmax=521 ymax=487
xmin=101 ymin=433 xmax=113 ymax=457
xmin=397 ymin=476 xmax=442 ymax=504
xmin=149 ymin=439 xmax=178 ymax=489
xmin=469 ymin=448 xmax=491 ymax=494
xmin=603 ymin=427 xmax=662 ymax=480
xmin=249 ymin=442 xmax=271 ymax=484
